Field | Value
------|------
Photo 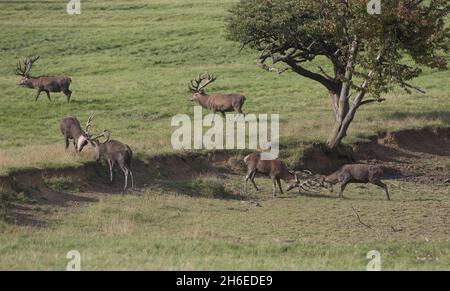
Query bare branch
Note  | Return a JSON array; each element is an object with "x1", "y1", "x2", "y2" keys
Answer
[
  {"x1": 400, "y1": 82, "x2": 426, "y2": 94},
  {"x1": 358, "y1": 98, "x2": 386, "y2": 107},
  {"x1": 351, "y1": 205, "x2": 373, "y2": 230},
  {"x1": 317, "y1": 66, "x2": 334, "y2": 81},
  {"x1": 257, "y1": 62, "x2": 290, "y2": 74}
]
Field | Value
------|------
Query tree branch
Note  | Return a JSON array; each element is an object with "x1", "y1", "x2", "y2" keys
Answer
[
  {"x1": 351, "y1": 205, "x2": 373, "y2": 230},
  {"x1": 257, "y1": 61, "x2": 290, "y2": 74},
  {"x1": 317, "y1": 66, "x2": 335, "y2": 81},
  {"x1": 358, "y1": 98, "x2": 386, "y2": 107},
  {"x1": 400, "y1": 82, "x2": 426, "y2": 94},
  {"x1": 285, "y1": 58, "x2": 338, "y2": 92}
]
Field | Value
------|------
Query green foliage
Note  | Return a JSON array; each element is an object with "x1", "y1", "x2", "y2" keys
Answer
[{"x1": 226, "y1": 0, "x2": 450, "y2": 97}]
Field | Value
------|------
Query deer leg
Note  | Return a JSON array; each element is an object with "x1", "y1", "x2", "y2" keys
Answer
[
  {"x1": 236, "y1": 106, "x2": 244, "y2": 115},
  {"x1": 277, "y1": 178, "x2": 284, "y2": 194},
  {"x1": 44, "y1": 90, "x2": 52, "y2": 102},
  {"x1": 108, "y1": 160, "x2": 114, "y2": 183},
  {"x1": 64, "y1": 89, "x2": 72, "y2": 103},
  {"x1": 35, "y1": 89, "x2": 42, "y2": 102},
  {"x1": 250, "y1": 171, "x2": 259, "y2": 191},
  {"x1": 372, "y1": 180, "x2": 390, "y2": 201},
  {"x1": 339, "y1": 182, "x2": 349, "y2": 199},
  {"x1": 64, "y1": 137, "x2": 70, "y2": 151},
  {"x1": 271, "y1": 177, "x2": 277, "y2": 198},
  {"x1": 245, "y1": 169, "x2": 255, "y2": 193},
  {"x1": 129, "y1": 170, "x2": 134, "y2": 189},
  {"x1": 123, "y1": 167, "x2": 129, "y2": 192},
  {"x1": 221, "y1": 111, "x2": 226, "y2": 118}
]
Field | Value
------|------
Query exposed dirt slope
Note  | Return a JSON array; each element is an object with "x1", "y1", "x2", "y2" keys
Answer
[{"x1": 0, "y1": 127, "x2": 448, "y2": 226}]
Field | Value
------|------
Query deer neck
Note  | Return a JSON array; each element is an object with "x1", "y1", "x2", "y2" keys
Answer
[
  {"x1": 281, "y1": 168, "x2": 295, "y2": 183},
  {"x1": 196, "y1": 94, "x2": 211, "y2": 108},
  {"x1": 24, "y1": 77, "x2": 39, "y2": 88},
  {"x1": 325, "y1": 172, "x2": 340, "y2": 184}
]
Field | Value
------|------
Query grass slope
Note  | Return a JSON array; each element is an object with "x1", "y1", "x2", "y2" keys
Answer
[
  {"x1": 0, "y1": 0, "x2": 449, "y2": 172},
  {"x1": 0, "y1": 0, "x2": 449, "y2": 270}
]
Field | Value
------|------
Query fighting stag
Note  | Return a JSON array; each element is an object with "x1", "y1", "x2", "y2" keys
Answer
[
  {"x1": 188, "y1": 73, "x2": 246, "y2": 117},
  {"x1": 89, "y1": 130, "x2": 134, "y2": 192},
  {"x1": 243, "y1": 152, "x2": 300, "y2": 197},
  {"x1": 304, "y1": 164, "x2": 391, "y2": 201},
  {"x1": 15, "y1": 56, "x2": 73, "y2": 102},
  {"x1": 60, "y1": 114, "x2": 94, "y2": 152}
]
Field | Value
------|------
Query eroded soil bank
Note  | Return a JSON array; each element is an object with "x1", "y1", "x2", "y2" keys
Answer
[{"x1": 0, "y1": 127, "x2": 449, "y2": 226}]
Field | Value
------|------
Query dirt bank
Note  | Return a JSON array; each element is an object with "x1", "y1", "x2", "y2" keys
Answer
[{"x1": 0, "y1": 127, "x2": 448, "y2": 226}]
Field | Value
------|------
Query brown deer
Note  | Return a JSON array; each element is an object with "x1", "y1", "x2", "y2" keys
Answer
[
  {"x1": 315, "y1": 164, "x2": 390, "y2": 200},
  {"x1": 89, "y1": 130, "x2": 134, "y2": 192},
  {"x1": 15, "y1": 56, "x2": 73, "y2": 102},
  {"x1": 243, "y1": 152, "x2": 300, "y2": 197},
  {"x1": 60, "y1": 114, "x2": 94, "y2": 152},
  {"x1": 188, "y1": 74, "x2": 245, "y2": 117}
]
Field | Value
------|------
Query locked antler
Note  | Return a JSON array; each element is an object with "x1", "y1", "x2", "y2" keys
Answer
[
  {"x1": 90, "y1": 130, "x2": 111, "y2": 143},
  {"x1": 85, "y1": 113, "x2": 95, "y2": 136}
]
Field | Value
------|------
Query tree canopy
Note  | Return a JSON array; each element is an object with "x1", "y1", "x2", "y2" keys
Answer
[{"x1": 226, "y1": 0, "x2": 450, "y2": 148}]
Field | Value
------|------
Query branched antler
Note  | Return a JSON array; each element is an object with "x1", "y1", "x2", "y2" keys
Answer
[
  {"x1": 188, "y1": 73, "x2": 217, "y2": 93},
  {"x1": 15, "y1": 56, "x2": 40, "y2": 77},
  {"x1": 85, "y1": 113, "x2": 95, "y2": 136}
]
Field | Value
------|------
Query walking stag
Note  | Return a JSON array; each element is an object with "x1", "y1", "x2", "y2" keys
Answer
[{"x1": 15, "y1": 56, "x2": 73, "y2": 102}]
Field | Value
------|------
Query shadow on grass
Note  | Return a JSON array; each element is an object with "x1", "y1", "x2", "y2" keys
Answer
[
  {"x1": 386, "y1": 110, "x2": 450, "y2": 125},
  {"x1": 153, "y1": 177, "x2": 246, "y2": 201}
]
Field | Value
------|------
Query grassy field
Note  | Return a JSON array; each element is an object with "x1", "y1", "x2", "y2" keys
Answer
[
  {"x1": 0, "y1": 0, "x2": 449, "y2": 270},
  {"x1": 0, "y1": 0, "x2": 449, "y2": 173},
  {"x1": 1, "y1": 175, "x2": 449, "y2": 271}
]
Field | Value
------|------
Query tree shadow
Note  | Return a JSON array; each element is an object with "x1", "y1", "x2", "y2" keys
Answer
[{"x1": 386, "y1": 110, "x2": 450, "y2": 125}]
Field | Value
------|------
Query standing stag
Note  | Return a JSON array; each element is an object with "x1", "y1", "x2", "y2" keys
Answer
[
  {"x1": 188, "y1": 74, "x2": 245, "y2": 117},
  {"x1": 89, "y1": 130, "x2": 134, "y2": 192},
  {"x1": 60, "y1": 114, "x2": 94, "y2": 152},
  {"x1": 243, "y1": 152, "x2": 301, "y2": 197},
  {"x1": 15, "y1": 56, "x2": 73, "y2": 102}
]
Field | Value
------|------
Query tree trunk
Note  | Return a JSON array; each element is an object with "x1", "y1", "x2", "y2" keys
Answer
[
  {"x1": 326, "y1": 40, "x2": 359, "y2": 150},
  {"x1": 327, "y1": 89, "x2": 352, "y2": 149}
]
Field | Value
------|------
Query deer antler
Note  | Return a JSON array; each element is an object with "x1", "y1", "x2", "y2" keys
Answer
[
  {"x1": 188, "y1": 73, "x2": 217, "y2": 93},
  {"x1": 90, "y1": 130, "x2": 111, "y2": 143},
  {"x1": 85, "y1": 112, "x2": 95, "y2": 136},
  {"x1": 15, "y1": 56, "x2": 40, "y2": 77}
]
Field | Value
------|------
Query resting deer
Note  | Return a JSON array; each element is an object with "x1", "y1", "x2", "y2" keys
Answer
[
  {"x1": 60, "y1": 113, "x2": 94, "y2": 152},
  {"x1": 89, "y1": 130, "x2": 134, "y2": 192},
  {"x1": 15, "y1": 56, "x2": 73, "y2": 102},
  {"x1": 188, "y1": 74, "x2": 245, "y2": 118},
  {"x1": 314, "y1": 164, "x2": 390, "y2": 201},
  {"x1": 243, "y1": 152, "x2": 300, "y2": 197}
]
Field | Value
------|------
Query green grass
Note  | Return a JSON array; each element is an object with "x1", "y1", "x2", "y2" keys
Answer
[
  {"x1": 0, "y1": 0, "x2": 449, "y2": 172},
  {"x1": 0, "y1": 176, "x2": 449, "y2": 270},
  {"x1": 0, "y1": 0, "x2": 449, "y2": 270}
]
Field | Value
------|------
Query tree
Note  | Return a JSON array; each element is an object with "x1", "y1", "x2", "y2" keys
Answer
[{"x1": 226, "y1": 0, "x2": 449, "y2": 149}]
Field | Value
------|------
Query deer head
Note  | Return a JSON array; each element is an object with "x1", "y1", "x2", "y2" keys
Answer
[
  {"x1": 76, "y1": 113, "x2": 95, "y2": 153},
  {"x1": 188, "y1": 73, "x2": 217, "y2": 101},
  {"x1": 286, "y1": 172, "x2": 300, "y2": 192},
  {"x1": 15, "y1": 56, "x2": 40, "y2": 86},
  {"x1": 88, "y1": 130, "x2": 111, "y2": 161}
]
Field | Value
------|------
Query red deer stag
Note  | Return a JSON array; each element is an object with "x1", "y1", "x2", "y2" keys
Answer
[
  {"x1": 314, "y1": 164, "x2": 390, "y2": 201},
  {"x1": 243, "y1": 152, "x2": 300, "y2": 197},
  {"x1": 15, "y1": 56, "x2": 73, "y2": 102},
  {"x1": 188, "y1": 74, "x2": 245, "y2": 117},
  {"x1": 60, "y1": 114, "x2": 94, "y2": 152},
  {"x1": 89, "y1": 130, "x2": 134, "y2": 192}
]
